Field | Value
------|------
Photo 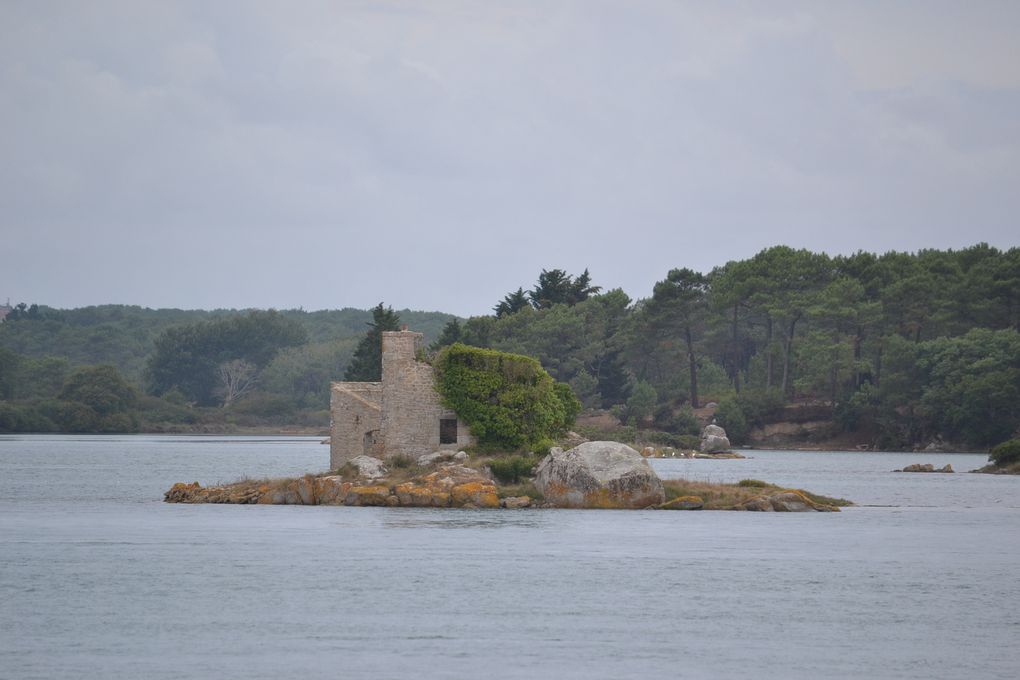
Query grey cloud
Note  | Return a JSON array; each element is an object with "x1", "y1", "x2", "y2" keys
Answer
[{"x1": 1, "y1": 1, "x2": 1017, "y2": 314}]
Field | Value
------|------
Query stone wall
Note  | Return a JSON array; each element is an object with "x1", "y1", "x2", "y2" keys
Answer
[
  {"x1": 330, "y1": 330, "x2": 473, "y2": 466},
  {"x1": 380, "y1": 331, "x2": 464, "y2": 459},
  {"x1": 329, "y1": 382, "x2": 382, "y2": 469}
]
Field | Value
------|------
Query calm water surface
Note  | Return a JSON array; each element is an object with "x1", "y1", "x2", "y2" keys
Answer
[{"x1": 1, "y1": 435, "x2": 1018, "y2": 679}]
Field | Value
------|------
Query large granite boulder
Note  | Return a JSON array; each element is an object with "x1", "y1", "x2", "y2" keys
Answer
[
  {"x1": 700, "y1": 424, "x2": 731, "y2": 453},
  {"x1": 534, "y1": 441, "x2": 664, "y2": 509}
]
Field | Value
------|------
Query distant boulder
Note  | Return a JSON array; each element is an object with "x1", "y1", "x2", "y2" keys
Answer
[
  {"x1": 700, "y1": 424, "x2": 731, "y2": 453},
  {"x1": 534, "y1": 441, "x2": 664, "y2": 509},
  {"x1": 741, "y1": 491, "x2": 838, "y2": 512},
  {"x1": 896, "y1": 463, "x2": 954, "y2": 473}
]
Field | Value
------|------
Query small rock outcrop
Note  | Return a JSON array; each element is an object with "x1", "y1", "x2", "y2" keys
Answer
[
  {"x1": 534, "y1": 441, "x2": 664, "y2": 509},
  {"x1": 700, "y1": 423, "x2": 732, "y2": 453},
  {"x1": 741, "y1": 490, "x2": 838, "y2": 512},
  {"x1": 165, "y1": 464, "x2": 499, "y2": 508},
  {"x1": 896, "y1": 463, "x2": 954, "y2": 473},
  {"x1": 396, "y1": 464, "x2": 500, "y2": 508}
]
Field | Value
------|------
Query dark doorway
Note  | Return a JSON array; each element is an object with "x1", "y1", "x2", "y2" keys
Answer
[{"x1": 439, "y1": 418, "x2": 458, "y2": 444}]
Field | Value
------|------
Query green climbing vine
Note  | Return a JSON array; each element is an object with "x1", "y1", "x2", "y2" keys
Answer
[{"x1": 434, "y1": 343, "x2": 580, "y2": 451}]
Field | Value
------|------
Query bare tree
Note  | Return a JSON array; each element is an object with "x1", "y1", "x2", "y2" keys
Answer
[{"x1": 217, "y1": 359, "x2": 257, "y2": 407}]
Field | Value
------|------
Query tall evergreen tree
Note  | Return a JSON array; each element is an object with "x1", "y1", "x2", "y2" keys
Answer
[
  {"x1": 529, "y1": 269, "x2": 574, "y2": 309},
  {"x1": 494, "y1": 288, "x2": 529, "y2": 317},
  {"x1": 646, "y1": 268, "x2": 709, "y2": 407},
  {"x1": 428, "y1": 319, "x2": 463, "y2": 352},
  {"x1": 568, "y1": 268, "x2": 602, "y2": 304},
  {"x1": 344, "y1": 303, "x2": 401, "y2": 381}
]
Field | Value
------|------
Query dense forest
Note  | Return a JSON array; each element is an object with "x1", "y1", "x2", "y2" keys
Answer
[
  {"x1": 0, "y1": 305, "x2": 454, "y2": 433},
  {"x1": 1, "y1": 244, "x2": 1018, "y2": 450}
]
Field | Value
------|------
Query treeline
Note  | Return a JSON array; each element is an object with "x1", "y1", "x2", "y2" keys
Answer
[
  {"x1": 0, "y1": 306, "x2": 454, "y2": 433},
  {"x1": 1, "y1": 244, "x2": 1017, "y2": 448},
  {"x1": 430, "y1": 244, "x2": 1020, "y2": 449}
]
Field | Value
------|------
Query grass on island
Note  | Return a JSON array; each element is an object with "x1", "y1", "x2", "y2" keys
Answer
[{"x1": 662, "y1": 478, "x2": 852, "y2": 510}]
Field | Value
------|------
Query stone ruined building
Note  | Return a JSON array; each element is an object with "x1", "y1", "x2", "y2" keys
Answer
[{"x1": 330, "y1": 329, "x2": 474, "y2": 469}]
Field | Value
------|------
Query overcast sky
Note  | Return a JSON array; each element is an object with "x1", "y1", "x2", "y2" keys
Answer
[{"x1": 2, "y1": 1, "x2": 1018, "y2": 316}]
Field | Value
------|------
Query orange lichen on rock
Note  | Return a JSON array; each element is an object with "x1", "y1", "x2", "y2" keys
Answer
[
  {"x1": 741, "y1": 489, "x2": 839, "y2": 512},
  {"x1": 450, "y1": 481, "x2": 500, "y2": 508},
  {"x1": 164, "y1": 482, "x2": 203, "y2": 503},
  {"x1": 659, "y1": 495, "x2": 705, "y2": 510},
  {"x1": 344, "y1": 485, "x2": 392, "y2": 507}
]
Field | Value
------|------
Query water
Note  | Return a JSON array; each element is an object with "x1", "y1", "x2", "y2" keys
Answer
[{"x1": 1, "y1": 436, "x2": 1018, "y2": 679}]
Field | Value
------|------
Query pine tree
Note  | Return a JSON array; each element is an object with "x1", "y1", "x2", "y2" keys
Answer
[
  {"x1": 428, "y1": 319, "x2": 463, "y2": 352},
  {"x1": 494, "y1": 288, "x2": 529, "y2": 317},
  {"x1": 344, "y1": 303, "x2": 401, "y2": 381}
]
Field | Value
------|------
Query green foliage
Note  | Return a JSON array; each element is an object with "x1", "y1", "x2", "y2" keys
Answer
[
  {"x1": 135, "y1": 394, "x2": 198, "y2": 426},
  {"x1": 227, "y1": 393, "x2": 297, "y2": 418},
  {"x1": 3, "y1": 245, "x2": 1018, "y2": 446},
  {"x1": 434, "y1": 343, "x2": 578, "y2": 450},
  {"x1": 715, "y1": 398, "x2": 749, "y2": 443},
  {"x1": 60, "y1": 365, "x2": 137, "y2": 416},
  {"x1": 653, "y1": 405, "x2": 700, "y2": 435},
  {"x1": 147, "y1": 310, "x2": 307, "y2": 405},
  {"x1": 915, "y1": 329, "x2": 1020, "y2": 446},
  {"x1": 573, "y1": 424, "x2": 699, "y2": 450},
  {"x1": 0, "y1": 346, "x2": 17, "y2": 399},
  {"x1": 624, "y1": 381, "x2": 658, "y2": 425},
  {"x1": 715, "y1": 390, "x2": 787, "y2": 444},
  {"x1": 428, "y1": 319, "x2": 463, "y2": 352},
  {"x1": 643, "y1": 267, "x2": 709, "y2": 406},
  {"x1": 737, "y1": 479, "x2": 769, "y2": 488},
  {"x1": 494, "y1": 288, "x2": 529, "y2": 318},
  {"x1": 496, "y1": 268, "x2": 602, "y2": 312},
  {"x1": 569, "y1": 370, "x2": 600, "y2": 408},
  {"x1": 0, "y1": 304, "x2": 452, "y2": 386},
  {"x1": 487, "y1": 455, "x2": 538, "y2": 484},
  {"x1": 260, "y1": 339, "x2": 357, "y2": 408},
  {"x1": 989, "y1": 440, "x2": 1020, "y2": 467},
  {"x1": 530, "y1": 268, "x2": 574, "y2": 309},
  {"x1": 344, "y1": 303, "x2": 401, "y2": 381},
  {"x1": 553, "y1": 382, "x2": 582, "y2": 426},
  {"x1": 0, "y1": 401, "x2": 57, "y2": 432}
]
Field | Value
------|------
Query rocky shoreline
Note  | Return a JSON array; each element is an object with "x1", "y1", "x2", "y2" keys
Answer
[{"x1": 165, "y1": 440, "x2": 847, "y2": 512}]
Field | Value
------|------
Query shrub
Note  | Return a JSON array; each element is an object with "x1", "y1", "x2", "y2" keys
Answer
[
  {"x1": 671, "y1": 434, "x2": 701, "y2": 450},
  {"x1": 391, "y1": 454, "x2": 414, "y2": 469},
  {"x1": 227, "y1": 393, "x2": 296, "y2": 418},
  {"x1": 488, "y1": 455, "x2": 538, "y2": 484},
  {"x1": 715, "y1": 398, "x2": 748, "y2": 443},
  {"x1": 715, "y1": 389, "x2": 785, "y2": 444},
  {"x1": 989, "y1": 439, "x2": 1020, "y2": 467},
  {"x1": 624, "y1": 381, "x2": 658, "y2": 425},
  {"x1": 737, "y1": 479, "x2": 769, "y2": 488},
  {"x1": 653, "y1": 405, "x2": 701, "y2": 436},
  {"x1": 434, "y1": 343, "x2": 579, "y2": 450},
  {"x1": 0, "y1": 402, "x2": 57, "y2": 432}
]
